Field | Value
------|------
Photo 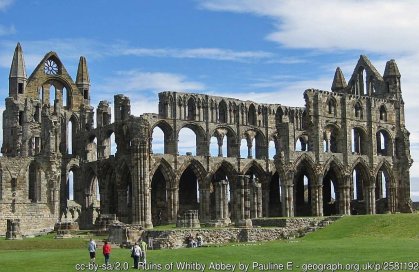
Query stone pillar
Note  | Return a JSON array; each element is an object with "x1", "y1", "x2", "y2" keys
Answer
[
  {"x1": 247, "y1": 140, "x2": 253, "y2": 159},
  {"x1": 215, "y1": 182, "x2": 223, "y2": 219},
  {"x1": 250, "y1": 180, "x2": 262, "y2": 218},
  {"x1": 365, "y1": 182, "x2": 376, "y2": 214},
  {"x1": 199, "y1": 188, "x2": 210, "y2": 222},
  {"x1": 262, "y1": 186, "x2": 270, "y2": 217},
  {"x1": 311, "y1": 184, "x2": 323, "y2": 217},
  {"x1": 222, "y1": 181, "x2": 229, "y2": 221},
  {"x1": 339, "y1": 185, "x2": 351, "y2": 215},
  {"x1": 217, "y1": 135, "x2": 223, "y2": 157},
  {"x1": 388, "y1": 185, "x2": 397, "y2": 213},
  {"x1": 6, "y1": 219, "x2": 22, "y2": 240},
  {"x1": 281, "y1": 183, "x2": 294, "y2": 217},
  {"x1": 325, "y1": 130, "x2": 331, "y2": 152},
  {"x1": 235, "y1": 175, "x2": 252, "y2": 227},
  {"x1": 167, "y1": 187, "x2": 178, "y2": 223}
]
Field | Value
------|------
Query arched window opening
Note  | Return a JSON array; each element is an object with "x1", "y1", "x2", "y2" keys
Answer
[
  {"x1": 269, "y1": 140, "x2": 276, "y2": 159},
  {"x1": 296, "y1": 136, "x2": 308, "y2": 151},
  {"x1": 379, "y1": 105, "x2": 387, "y2": 121},
  {"x1": 38, "y1": 87, "x2": 43, "y2": 103},
  {"x1": 240, "y1": 139, "x2": 248, "y2": 158},
  {"x1": 219, "y1": 100, "x2": 228, "y2": 123},
  {"x1": 375, "y1": 170, "x2": 388, "y2": 200},
  {"x1": 187, "y1": 98, "x2": 196, "y2": 121},
  {"x1": 179, "y1": 167, "x2": 199, "y2": 215},
  {"x1": 362, "y1": 69, "x2": 367, "y2": 95},
  {"x1": 29, "y1": 162, "x2": 41, "y2": 202},
  {"x1": 110, "y1": 132, "x2": 116, "y2": 156},
  {"x1": 152, "y1": 127, "x2": 165, "y2": 155},
  {"x1": 248, "y1": 104, "x2": 257, "y2": 126},
  {"x1": 353, "y1": 168, "x2": 364, "y2": 200},
  {"x1": 324, "y1": 127, "x2": 339, "y2": 153},
  {"x1": 67, "y1": 170, "x2": 74, "y2": 201},
  {"x1": 376, "y1": 130, "x2": 391, "y2": 156},
  {"x1": 294, "y1": 162, "x2": 313, "y2": 216},
  {"x1": 352, "y1": 128, "x2": 367, "y2": 155},
  {"x1": 62, "y1": 87, "x2": 68, "y2": 108},
  {"x1": 151, "y1": 167, "x2": 168, "y2": 225},
  {"x1": 95, "y1": 178, "x2": 100, "y2": 201},
  {"x1": 355, "y1": 102, "x2": 363, "y2": 119},
  {"x1": 67, "y1": 120, "x2": 73, "y2": 155},
  {"x1": 50, "y1": 85, "x2": 56, "y2": 107},
  {"x1": 240, "y1": 138, "x2": 255, "y2": 159},
  {"x1": 303, "y1": 175, "x2": 309, "y2": 203},
  {"x1": 210, "y1": 136, "x2": 218, "y2": 157},
  {"x1": 178, "y1": 127, "x2": 197, "y2": 156}
]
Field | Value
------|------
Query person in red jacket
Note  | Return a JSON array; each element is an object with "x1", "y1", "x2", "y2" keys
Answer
[{"x1": 103, "y1": 241, "x2": 111, "y2": 265}]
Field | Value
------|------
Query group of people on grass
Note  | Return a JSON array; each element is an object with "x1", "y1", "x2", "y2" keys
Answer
[
  {"x1": 187, "y1": 233, "x2": 203, "y2": 248},
  {"x1": 88, "y1": 238, "x2": 147, "y2": 269}
]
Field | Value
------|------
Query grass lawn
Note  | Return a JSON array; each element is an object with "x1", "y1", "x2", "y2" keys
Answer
[{"x1": 1, "y1": 214, "x2": 419, "y2": 271}]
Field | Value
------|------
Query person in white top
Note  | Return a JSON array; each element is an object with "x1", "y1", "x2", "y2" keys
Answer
[
  {"x1": 88, "y1": 238, "x2": 97, "y2": 263},
  {"x1": 131, "y1": 242, "x2": 142, "y2": 269}
]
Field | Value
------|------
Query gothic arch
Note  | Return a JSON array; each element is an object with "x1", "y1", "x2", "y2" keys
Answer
[
  {"x1": 241, "y1": 161, "x2": 266, "y2": 178},
  {"x1": 176, "y1": 159, "x2": 207, "y2": 187},
  {"x1": 293, "y1": 156, "x2": 316, "y2": 216},
  {"x1": 150, "y1": 158, "x2": 176, "y2": 186},
  {"x1": 151, "y1": 120, "x2": 174, "y2": 154},
  {"x1": 218, "y1": 100, "x2": 228, "y2": 123},
  {"x1": 248, "y1": 103, "x2": 257, "y2": 126}
]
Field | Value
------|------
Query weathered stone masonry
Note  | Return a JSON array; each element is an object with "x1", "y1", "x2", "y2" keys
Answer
[{"x1": 0, "y1": 44, "x2": 413, "y2": 235}]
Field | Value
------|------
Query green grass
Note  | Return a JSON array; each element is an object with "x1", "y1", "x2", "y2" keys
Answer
[{"x1": 2, "y1": 214, "x2": 419, "y2": 271}]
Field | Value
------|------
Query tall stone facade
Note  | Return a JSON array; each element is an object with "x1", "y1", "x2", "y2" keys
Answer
[{"x1": 0, "y1": 44, "x2": 413, "y2": 235}]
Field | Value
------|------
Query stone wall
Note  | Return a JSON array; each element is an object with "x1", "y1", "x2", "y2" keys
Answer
[{"x1": 137, "y1": 217, "x2": 340, "y2": 249}]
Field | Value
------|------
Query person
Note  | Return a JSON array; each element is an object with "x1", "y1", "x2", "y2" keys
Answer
[
  {"x1": 88, "y1": 238, "x2": 97, "y2": 263},
  {"x1": 131, "y1": 242, "x2": 142, "y2": 269},
  {"x1": 103, "y1": 241, "x2": 111, "y2": 265},
  {"x1": 187, "y1": 234, "x2": 197, "y2": 248},
  {"x1": 139, "y1": 238, "x2": 148, "y2": 264},
  {"x1": 196, "y1": 234, "x2": 203, "y2": 247}
]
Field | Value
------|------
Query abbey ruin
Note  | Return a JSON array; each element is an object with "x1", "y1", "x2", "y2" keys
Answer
[{"x1": 0, "y1": 44, "x2": 413, "y2": 235}]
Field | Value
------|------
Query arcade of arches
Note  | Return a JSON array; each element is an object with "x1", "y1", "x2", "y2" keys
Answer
[{"x1": 0, "y1": 45, "x2": 412, "y2": 235}]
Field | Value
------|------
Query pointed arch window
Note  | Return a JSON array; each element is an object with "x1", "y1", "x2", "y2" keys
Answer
[
  {"x1": 379, "y1": 105, "x2": 387, "y2": 121},
  {"x1": 248, "y1": 104, "x2": 257, "y2": 126},
  {"x1": 354, "y1": 102, "x2": 363, "y2": 119},
  {"x1": 327, "y1": 98, "x2": 337, "y2": 116},
  {"x1": 187, "y1": 97, "x2": 196, "y2": 120},
  {"x1": 219, "y1": 100, "x2": 227, "y2": 123}
]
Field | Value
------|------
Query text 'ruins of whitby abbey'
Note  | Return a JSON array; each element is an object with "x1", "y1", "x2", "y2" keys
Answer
[{"x1": 0, "y1": 43, "x2": 413, "y2": 236}]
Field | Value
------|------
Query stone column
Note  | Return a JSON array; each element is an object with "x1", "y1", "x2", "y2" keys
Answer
[
  {"x1": 311, "y1": 184, "x2": 323, "y2": 217},
  {"x1": 247, "y1": 138, "x2": 253, "y2": 159},
  {"x1": 339, "y1": 185, "x2": 351, "y2": 215},
  {"x1": 387, "y1": 185, "x2": 397, "y2": 213},
  {"x1": 281, "y1": 182, "x2": 294, "y2": 217},
  {"x1": 199, "y1": 188, "x2": 210, "y2": 222},
  {"x1": 215, "y1": 182, "x2": 223, "y2": 220},
  {"x1": 325, "y1": 130, "x2": 331, "y2": 152},
  {"x1": 217, "y1": 135, "x2": 224, "y2": 157},
  {"x1": 222, "y1": 181, "x2": 230, "y2": 221},
  {"x1": 235, "y1": 175, "x2": 252, "y2": 227},
  {"x1": 365, "y1": 182, "x2": 376, "y2": 214},
  {"x1": 167, "y1": 187, "x2": 178, "y2": 223},
  {"x1": 262, "y1": 185, "x2": 270, "y2": 217}
]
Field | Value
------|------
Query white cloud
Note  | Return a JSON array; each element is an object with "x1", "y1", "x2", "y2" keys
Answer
[
  {"x1": 98, "y1": 70, "x2": 205, "y2": 94},
  {"x1": 119, "y1": 47, "x2": 273, "y2": 62},
  {"x1": 0, "y1": 0, "x2": 13, "y2": 10},
  {"x1": 200, "y1": 0, "x2": 419, "y2": 54}
]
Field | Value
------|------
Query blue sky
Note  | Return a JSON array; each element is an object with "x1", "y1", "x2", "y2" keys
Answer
[{"x1": 1, "y1": 0, "x2": 419, "y2": 199}]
